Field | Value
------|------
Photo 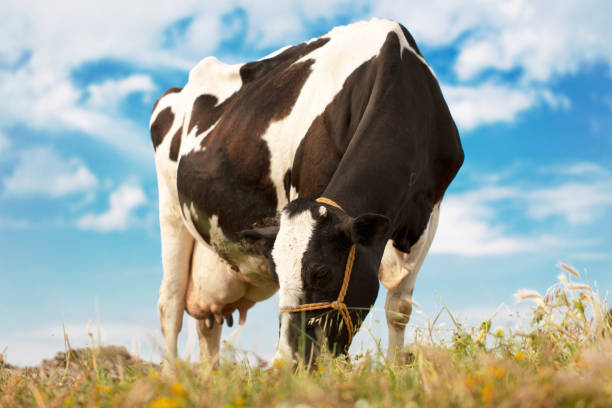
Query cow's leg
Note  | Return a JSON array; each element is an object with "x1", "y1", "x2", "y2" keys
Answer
[
  {"x1": 195, "y1": 318, "x2": 222, "y2": 365},
  {"x1": 383, "y1": 203, "x2": 440, "y2": 363},
  {"x1": 384, "y1": 263, "x2": 419, "y2": 364},
  {"x1": 157, "y1": 172, "x2": 194, "y2": 369}
]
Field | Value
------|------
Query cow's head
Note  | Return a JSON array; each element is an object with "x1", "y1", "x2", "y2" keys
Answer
[{"x1": 242, "y1": 198, "x2": 389, "y2": 362}]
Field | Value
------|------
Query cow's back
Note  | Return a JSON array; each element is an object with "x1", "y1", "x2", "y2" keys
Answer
[{"x1": 150, "y1": 18, "x2": 440, "y2": 272}]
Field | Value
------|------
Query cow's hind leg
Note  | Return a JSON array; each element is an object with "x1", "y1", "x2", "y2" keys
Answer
[
  {"x1": 157, "y1": 174, "x2": 195, "y2": 370},
  {"x1": 196, "y1": 318, "x2": 222, "y2": 365},
  {"x1": 383, "y1": 203, "x2": 440, "y2": 364}
]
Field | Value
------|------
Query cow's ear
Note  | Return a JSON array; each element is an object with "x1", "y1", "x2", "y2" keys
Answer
[
  {"x1": 349, "y1": 214, "x2": 389, "y2": 246},
  {"x1": 239, "y1": 226, "x2": 279, "y2": 247}
]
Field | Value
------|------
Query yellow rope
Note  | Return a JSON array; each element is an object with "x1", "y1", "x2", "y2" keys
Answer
[
  {"x1": 280, "y1": 197, "x2": 356, "y2": 348},
  {"x1": 315, "y1": 197, "x2": 344, "y2": 211}
]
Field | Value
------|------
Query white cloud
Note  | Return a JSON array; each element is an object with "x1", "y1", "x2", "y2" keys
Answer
[
  {"x1": 3, "y1": 146, "x2": 98, "y2": 197},
  {"x1": 527, "y1": 181, "x2": 612, "y2": 225},
  {"x1": 441, "y1": 83, "x2": 570, "y2": 131},
  {"x1": 442, "y1": 83, "x2": 533, "y2": 131},
  {"x1": 433, "y1": 162, "x2": 612, "y2": 256},
  {"x1": 86, "y1": 74, "x2": 156, "y2": 109},
  {"x1": 77, "y1": 182, "x2": 146, "y2": 232},
  {"x1": 0, "y1": 64, "x2": 155, "y2": 159},
  {"x1": 452, "y1": 1, "x2": 612, "y2": 82},
  {"x1": 0, "y1": 0, "x2": 611, "y2": 154},
  {"x1": 432, "y1": 187, "x2": 553, "y2": 256},
  {"x1": 371, "y1": 0, "x2": 612, "y2": 82},
  {"x1": 554, "y1": 162, "x2": 611, "y2": 177}
]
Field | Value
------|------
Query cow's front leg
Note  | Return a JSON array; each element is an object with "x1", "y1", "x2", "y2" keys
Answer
[
  {"x1": 385, "y1": 271, "x2": 418, "y2": 364},
  {"x1": 383, "y1": 204, "x2": 440, "y2": 364},
  {"x1": 158, "y1": 205, "x2": 194, "y2": 370}
]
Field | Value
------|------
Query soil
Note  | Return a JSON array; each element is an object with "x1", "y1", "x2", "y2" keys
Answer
[{"x1": 0, "y1": 346, "x2": 156, "y2": 382}]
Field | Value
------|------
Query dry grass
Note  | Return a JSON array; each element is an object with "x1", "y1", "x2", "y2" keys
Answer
[{"x1": 1, "y1": 263, "x2": 611, "y2": 407}]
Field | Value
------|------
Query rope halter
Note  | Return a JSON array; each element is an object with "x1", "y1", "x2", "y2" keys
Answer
[{"x1": 279, "y1": 197, "x2": 357, "y2": 349}]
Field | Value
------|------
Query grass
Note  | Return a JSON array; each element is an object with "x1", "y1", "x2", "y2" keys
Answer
[{"x1": 1, "y1": 263, "x2": 611, "y2": 408}]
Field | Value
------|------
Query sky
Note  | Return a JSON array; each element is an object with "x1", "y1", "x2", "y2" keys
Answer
[{"x1": 1, "y1": 0, "x2": 611, "y2": 366}]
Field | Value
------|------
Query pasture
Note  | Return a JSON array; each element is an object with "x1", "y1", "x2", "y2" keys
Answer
[{"x1": 2, "y1": 263, "x2": 610, "y2": 407}]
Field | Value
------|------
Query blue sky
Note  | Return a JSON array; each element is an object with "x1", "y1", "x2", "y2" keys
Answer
[{"x1": 1, "y1": 1, "x2": 611, "y2": 365}]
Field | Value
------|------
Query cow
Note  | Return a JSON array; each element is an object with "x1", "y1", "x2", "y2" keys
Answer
[{"x1": 150, "y1": 18, "x2": 463, "y2": 367}]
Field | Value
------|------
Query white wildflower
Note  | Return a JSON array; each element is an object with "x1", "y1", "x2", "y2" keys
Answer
[
  {"x1": 557, "y1": 262, "x2": 580, "y2": 278},
  {"x1": 567, "y1": 283, "x2": 592, "y2": 291},
  {"x1": 514, "y1": 289, "x2": 545, "y2": 307}
]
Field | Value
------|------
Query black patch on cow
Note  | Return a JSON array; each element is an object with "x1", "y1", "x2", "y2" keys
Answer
[
  {"x1": 152, "y1": 87, "x2": 182, "y2": 113},
  {"x1": 239, "y1": 38, "x2": 329, "y2": 84},
  {"x1": 169, "y1": 126, "x2": 183, "y2": 161},
  {"x1": 188, "y1": 94, "x2": 230, "y2": 137},
  {"x1": 283, "y1": 169, "x2": 292, "y2": 202},
  {"x1": 150, "y1": 107, "x2": 174, "y2": 151},
  {"x1": 292, "y1": 55, "x2": 378, "y2": 199},
  {"x1": 177, "y1": 37, "x2": 328, "y2": 246},
  {"x1": 284, "y1": 198, "x2": 316, "y2": 218}
]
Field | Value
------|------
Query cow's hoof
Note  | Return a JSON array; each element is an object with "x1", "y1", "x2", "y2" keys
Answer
[
  {"x1": 394, "y1": 349, "x2": 415, "y2": 366},
  {"x1": 160, "y1": 360, "x2": 176, "y2": 378}
]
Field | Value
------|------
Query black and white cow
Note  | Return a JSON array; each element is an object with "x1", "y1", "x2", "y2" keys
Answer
[{"x1": 150, "y1": 18, "x2": 463, "y2": 366}]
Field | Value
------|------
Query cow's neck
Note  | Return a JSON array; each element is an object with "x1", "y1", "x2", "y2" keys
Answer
[{"x1": 322, "y1": 152, "x2": 409, "y2": 236}]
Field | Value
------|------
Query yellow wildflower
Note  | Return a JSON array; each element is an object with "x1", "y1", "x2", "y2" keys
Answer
[
  {"x1": 495, "y1": 328, "x2": 503, "y2": 337},
  {"x1": 514, "y1": 351, "x2": 524, "y2": 361},
  {"x1": 464, "y1": 374, "x2": 476, "y2": 388},
  {"x1": 493, "y1": 366, "x2": 505, "y2": 378},
  {"x1": 149, "y1": 397, "x2": 183, "y2": 408},
  {"x1": 481, "y1": 382, "x2": 494, "y2": 403},
  {"x1": 171, "y1": 382, "x2": 187, "y2": 397},
  {"x1": 486, "y1": 365, "x2": 506, "y2": 379}
]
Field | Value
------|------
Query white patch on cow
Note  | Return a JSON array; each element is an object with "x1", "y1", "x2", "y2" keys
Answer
[
  {"x1": 150, "y1": 91, "x2": 180, "y2": 128},
  {"x1": 261, "y1": 19, "x2": 434, "y2": 212},
  {"x1": 289, "y1": 186, "x2": 299, "y2": 201},
  {"x1": 188, "y1": 57, "x2": 242, "y2": 101},
  {"x1": 180, "y1": 201, "x2": 206, "y2": 247},
  {"x1": 273, "y1": 312, "x2": 294, "y2": 362},
  {"x1": 272, "y1": 208, "x2": 316, "y2": 362},
  {"x1": 272, "y1": 209, "x2": 316, "y2": 308},
  {"x1": 379, "y1": 201, "x2": 441, "y2": 290},
  {"x1": 179, "y1": 119, "x2": 218, "y2": 157},
  {"x1": 318, "y1": 206, "x2": 327, "y2": 217}
]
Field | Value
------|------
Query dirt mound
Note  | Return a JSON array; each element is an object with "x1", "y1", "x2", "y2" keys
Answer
[
  {"x1": 0, "y1": 353, "x2": 17, "y2": 371},
  {"x1": 1, "y1": 346, "x2": 156, "y2": 382}
]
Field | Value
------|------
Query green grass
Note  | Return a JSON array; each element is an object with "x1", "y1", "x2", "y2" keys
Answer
[{"x1": 2, "y1": 264, "x2": 611, "y2": 407}]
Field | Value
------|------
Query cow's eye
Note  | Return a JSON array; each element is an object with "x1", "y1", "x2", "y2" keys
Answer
[{"x1": 311, "y1": 265, "x2": 330, "y2": 282}]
